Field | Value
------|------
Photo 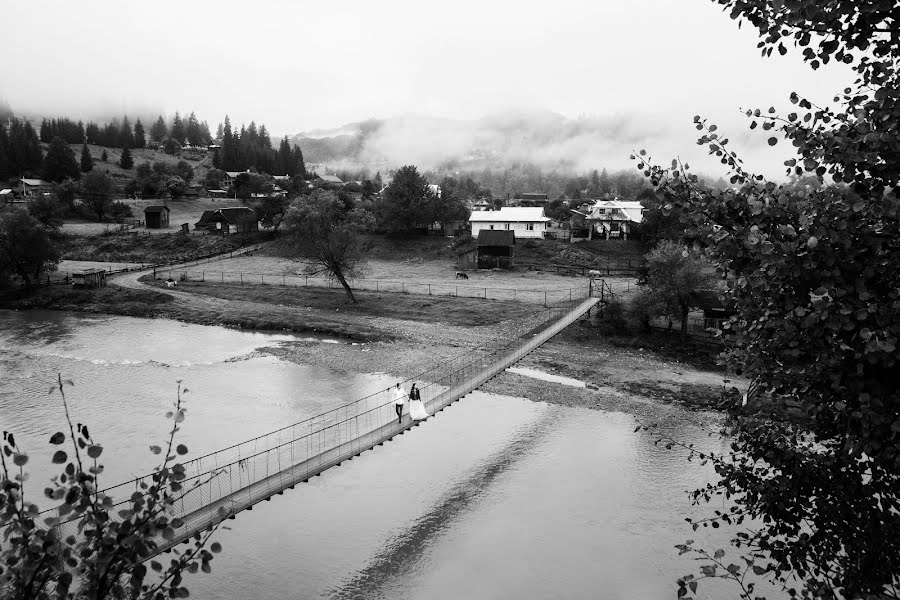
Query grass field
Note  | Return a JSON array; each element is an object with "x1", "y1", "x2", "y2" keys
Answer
[{"x1": 60, "y1": 197, "x2": 246, "y2": 236}]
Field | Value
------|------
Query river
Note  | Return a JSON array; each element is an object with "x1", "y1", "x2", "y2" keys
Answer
[{"x1": 0, "y1": 310, "x2": 749, "y2": 599}]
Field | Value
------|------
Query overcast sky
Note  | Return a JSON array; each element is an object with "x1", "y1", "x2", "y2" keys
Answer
[{"x1": 1, "y1": 0, "x2": 853, "y2": 176}]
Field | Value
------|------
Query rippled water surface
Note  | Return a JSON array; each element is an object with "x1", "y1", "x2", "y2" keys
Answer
[{"x1": 0, "y1": 310, "x2": 750, "y2": 599}]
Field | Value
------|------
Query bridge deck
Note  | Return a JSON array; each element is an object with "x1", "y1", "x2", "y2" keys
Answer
[{"x1": 55, "y1": 297, "x2": 600, "y2": 556}]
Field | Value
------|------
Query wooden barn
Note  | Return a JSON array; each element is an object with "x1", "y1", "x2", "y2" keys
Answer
[
  {"x1": 144, "y1": 205, "x2": 170, "y2": 229},
  {"x1": 72, "y1": 269, "x2": 107, "y2": 289},
  {"x1": 194, "y1": 207, "x2": 258, "y2": 235},
  {"x1": 477, "y1": 230, "x2": 515, "y2": 269}
]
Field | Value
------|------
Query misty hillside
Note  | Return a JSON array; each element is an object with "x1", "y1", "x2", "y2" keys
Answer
[{"x1": 288, "y1": 110, "x2": 669, "y2": 173}]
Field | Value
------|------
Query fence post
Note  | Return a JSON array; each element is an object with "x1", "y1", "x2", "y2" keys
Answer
[
  {"x1": 202, "y1": 271, "x2": 205, "y2": 282},
  {"x1": 240, "y1": 273, "x2": 243, "y2": 285},
  {"x1": 261, "y1": 274, "x2": 264, "y2": 284},
  {"x1": 283, "y1": 275, "x2": 286, "y2": 286},
  {"x1": 484, "y1": 287, "x2": 487, "y2": 299},
  {"x1": 221, "y1": 272, "x2": 224, "y2": 283},
  {"x1": 428, "y1": 284, "x2": 431, "y2": 295},
  {"x1": 544, "y1": 291, "x2": 547, "y2": 307}
]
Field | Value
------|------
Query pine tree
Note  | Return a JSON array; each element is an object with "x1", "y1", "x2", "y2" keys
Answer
[
  {"x1": 133, "y1": 119, "x2": 146, "y2": 149},
  {"x1": 80, "y1": 142, "x2": 93, "y2": 173},
  {"x1": 278, "y1": 136, "x2": 292, "y2": 175},
  {"x1": 215, "y1": 122, "x2": 224, "y2": 140},
  {"x1": 119, "y1": 145, "x2": 133, "y2": 170},
  {"x1": 200, "y1": 121, "x2": 212, "y2": 145},
  {"x1": 43, "y1": 136, "x2": 81, "y2": 182},
  {"x1": 120, "y1": 115, "x2": 134, "y2": 148},
  {"x1": 7, "y1": 118, "x2": 44, "y2": 177},
  {"x1": 0, "y1": 123, "x2": 9, "y2": 181},
  {"x1": 150, "y1": 115, "x2": 167, "y2": 142},
  {"x1": 171, "y1": 111, "x2": 185, "y2": 144},
  {"x1": 186, "y1": 111, "x2": 201, "y2": 146},
  {"x1": 39, "y1": 119, "x2": 51, "y2": 143},
  {"x1": 292, "y1": 145, "x2": 306, "y2": 178},
  {"x1": 212, "y1": 148, "x2": 221, "y2": 169},
  {"x1": 221, "y1": 116, "x2": 234, "y2": 171},
  {"x1": 101, "y1": 149, "x2": 108, "y2": 162}
]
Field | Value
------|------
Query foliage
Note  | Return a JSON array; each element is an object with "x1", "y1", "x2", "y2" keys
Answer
[
  {"x1": 631, "y1": 241, "x2": 712, "y2": 336},
  {"x1": 162, "y1": 139, "x2": 180, "y2": 156},
  {"x1": 150, "y1": 116, "x2": 167, "y2": 143},
  {"x1": 232, "y1": 172, "x2": 272, "y2": 201},
  {"x1": 283, "y1": 189, "x2": 374, "y2": 303},
  {"x1": 119, "y1": 146, "x2": 133, "y2": 170},
  {"x1": 80, "y1": 143, "x2": 93, "y2": 174},
  {"x1": 634, "y1": 1, "x2": 900, "y2": 597},
  {"x1": 251, "y1": 195, "x2": 290, "y2": 231},
  {"x1": 376, "y1": 165, "x2": 432, "y2": 234},
  {"x1": 100, "y1": 150, "x2": 108, "y2": 162},
  {"x1": 39, "y1": 117, "x2": 85, "y2": 144},
  {"x1": 0, "y1": 208, "x2": 60, "y2": 289},
  {"x1": 0, "y1": 376, "x2": 224, "y2": 599},
  {"x1": 165, "y1": 177, "x2": 188, "y2": 200},
  {"x1": 174, "y1": 161, "x2": 193, "y2": 184},
  {"x1": 0, "y1": 122, "x2": 9, "y2": 182},
  {"x1": 52, "y1": 179, "x2": 79, "y2": 213},
  {"x1": 133, "y1": 119, "x2": 146, "y2": 149},
  {"x1": 80, "y1": 171, "x2": 115, "y2": 221},
  {"x1": 110, "y1": 201, "x2": 134, "y2": 221},
  {"x1": 6, "y1": 118, "x2": 43, "y2": 178},
  {"x1": 27, "y1": 195, "x2": 66, "y2": 230},
  {"x1": 204, "y1": 168, "x2": 225, "y2": 190},
  {"x1": 43, "y1": 137, "x2": 81, "y2": 183}
]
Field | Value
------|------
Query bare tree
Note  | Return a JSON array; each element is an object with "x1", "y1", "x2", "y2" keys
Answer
[{"x1": 283, "y1": 190, "x2": 374, "y2": 303}]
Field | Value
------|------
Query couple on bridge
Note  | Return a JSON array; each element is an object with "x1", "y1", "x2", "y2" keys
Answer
[{"x1": 393, "y1": 382, "x2": 429, "y2": 423}]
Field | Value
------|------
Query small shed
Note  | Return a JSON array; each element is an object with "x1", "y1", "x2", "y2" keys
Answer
[
  {"x1": 144, "y1": 205, "x2": 170, "y2": 229},
  {"x1": 477, "y1": 230, "x2": 516, "y2": 269},
  {"x1": 72, "y1": 269, "x2": 107, "y2": 289},
  {"x1": 456, "y1": 239, "x2": 478, "y2": 271}
]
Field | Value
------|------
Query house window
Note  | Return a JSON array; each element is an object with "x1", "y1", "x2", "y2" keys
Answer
[
  {"x1": 526, "y1": 223, "x2": 534, "y2": 230},
  {"x1": 504, "y1": 223, "x2": 510, "y2": 230},
  {"x1": 597, "y1": 209, "x2": 606, "y2": 214},
  {"x1": 489, "y1": 225, "x2": 494, "y2": 230}
]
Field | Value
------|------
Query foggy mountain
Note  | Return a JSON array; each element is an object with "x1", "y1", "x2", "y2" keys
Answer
[{"x1": 289, "y1": 110, "x2": 665, "y2": 173}]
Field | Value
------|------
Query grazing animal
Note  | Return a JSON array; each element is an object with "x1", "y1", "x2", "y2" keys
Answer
[
  {"x1": 455, "y1": 271, "x2": 469, "y2": 280},
  {"x1": 588, "y1": 270, "x2": 602, "y2": 277},
  {"x1": 166, "y1": 277, "x2": 177, "y2": 288}
]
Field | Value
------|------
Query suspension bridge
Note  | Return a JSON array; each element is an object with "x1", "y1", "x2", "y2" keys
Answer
[{"x1": 52, "y1": 294, "x2": 601, "y2": 557}]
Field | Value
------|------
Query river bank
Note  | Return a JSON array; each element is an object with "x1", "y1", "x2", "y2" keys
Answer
[{"x1": 2, "y1": 269, "x2": 742, "y2": 413}]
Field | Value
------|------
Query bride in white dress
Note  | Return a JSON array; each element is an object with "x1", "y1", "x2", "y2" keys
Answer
[{"x1": 408, "y1": 383, "x2": 429, "y2": 421}]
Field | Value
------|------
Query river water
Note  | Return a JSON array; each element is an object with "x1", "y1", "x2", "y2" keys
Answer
[{"x1": 0, "y1": 310, "x2": 747, "y2": 599}]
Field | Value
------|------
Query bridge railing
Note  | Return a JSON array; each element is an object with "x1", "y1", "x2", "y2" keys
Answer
[{"x1": 48, "y1": 293, "x2": 594, "y2": 552}]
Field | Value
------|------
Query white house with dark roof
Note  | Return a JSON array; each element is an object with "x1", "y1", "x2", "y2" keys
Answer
[{"x1": 468, "y1": 207, "x2": 550, "y2": 239}]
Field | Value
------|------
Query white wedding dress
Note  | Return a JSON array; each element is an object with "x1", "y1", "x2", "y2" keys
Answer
[{"x1": 409, "y1": 393, "x2": 429, "y2": 420}]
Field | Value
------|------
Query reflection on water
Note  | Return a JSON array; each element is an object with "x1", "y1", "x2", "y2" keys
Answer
[{"x1": 0, "y1": 310, "x2": 759, "y2": 599}]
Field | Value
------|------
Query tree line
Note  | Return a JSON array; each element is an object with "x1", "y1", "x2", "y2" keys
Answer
[{"x1": 216, "y1": 115, "x2": 306, "y2": 177}]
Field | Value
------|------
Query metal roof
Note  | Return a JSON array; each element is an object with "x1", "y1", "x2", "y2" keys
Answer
[{"x1": 468, "y1": 207, "x2": 550, "y2": 223}]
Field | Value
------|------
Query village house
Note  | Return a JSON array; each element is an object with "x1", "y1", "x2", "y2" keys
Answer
[
  {"x1": 16, "y1": 178, "x2": 53, "y2": 198},
  {"x1": 517, "y1": 192, "x2": 550, "y2": 206},
  {"x1": 222, "y1": 171, "x2": 245, "y2": 188},
  {"x1": 573, "y1": 199, "x2": 645, "y2": 240},
  {"x1": 144, "y1": 205, "x2": 170, "y2": 229},
  {"x1": 468, "y1": 206, "x2": 550, "y2": 239},
  {"x1": 194, "y1": 207, "x2": 259, "y2": 235},
  {"x1": 476, "y1": 229, "x2": 516, "y2": 269},
  {"x1": 316, "y1": 174, "x2": 344, "y2": 189},
  {"x1": 471, "y1": 198, "x2": 491, "y2": 211}
]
